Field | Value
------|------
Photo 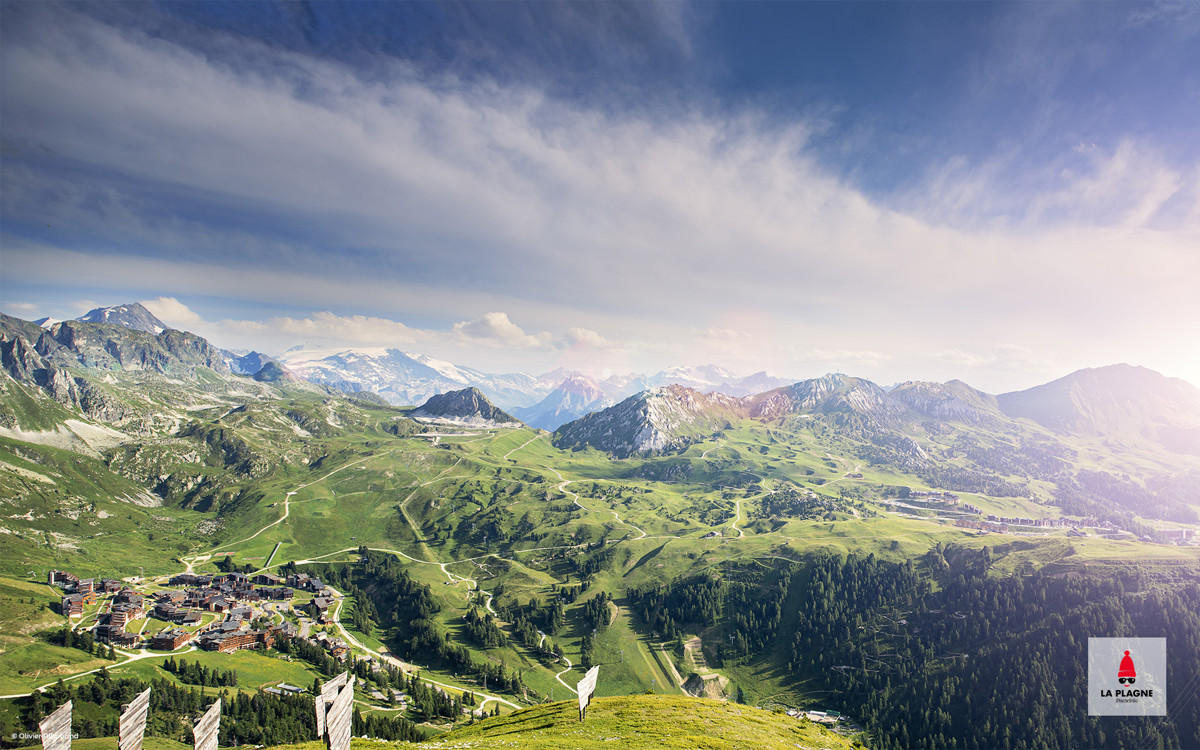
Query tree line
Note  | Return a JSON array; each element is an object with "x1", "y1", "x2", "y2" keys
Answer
[{"x1": 634, "y1": 547, "x2": 1200, "y2": 749}]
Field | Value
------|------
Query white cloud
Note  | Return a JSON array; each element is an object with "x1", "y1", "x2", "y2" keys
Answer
[
  {"x1": 2, "y1": 302, "x2": 40, "y2": 316},
  {"x1": 140, "y1": 296, "x2": 207, "y2": 331},
  {"x1": 564, "y1": 327, "x2": 616, "y2": 349},
  {"x1": 452, "y1": 312, "x2": 552, "y2": 349},
  {"x1": 226, "y1": 312, "x2": 430, "y2": 348},
  {"x1": 2, "y1": 7, "x2": 1199, "y2": 391},
  {"x1": 1032, "y1": 140, "x2": 1186, "y2": 229}
]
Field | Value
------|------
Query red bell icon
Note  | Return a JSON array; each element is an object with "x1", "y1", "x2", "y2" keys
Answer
[{"x1": 1118, "y1": 650, "x2": 1136, "y2": 686}]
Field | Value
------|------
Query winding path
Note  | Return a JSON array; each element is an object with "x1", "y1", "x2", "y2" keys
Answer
[
  {"x1": 547, "y1": 466, "x2": 648, "y2": 540},
  {"x1": 35, "y1": 432, "x2": 721, "y2": 707},
  {"x1": 553, "y1": 652, "x2": 577, "y2": 695},
  {"x1": 203, "y1": 451, "x2": 391, "y2": 560},
  {"x1": 503, "y1": 433, "x2": 542, "y2": 461},
  {"x1": 328, "y1": 596, "x2": 520, "y2": 711}
]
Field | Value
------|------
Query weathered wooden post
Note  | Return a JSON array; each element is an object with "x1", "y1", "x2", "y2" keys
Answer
[
  {"x1": 118, "y1": 688, "x2": 152, "y2": 750},
  {"x1": 193, "y1": 699, "x2": 221, "y2": 750},
  {"x1": 38, "y1": 701, "x2": 72, "y2": 750},
  {"x1": 315, "y1": 672, "x2": 355, "y2": 750},
  {"x1": 577, "y1": 665, "x2": 599, "y2": 721}
]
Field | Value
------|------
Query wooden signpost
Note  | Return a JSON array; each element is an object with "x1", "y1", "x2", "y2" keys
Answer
[
  {"x1": 577, "y1": 665, "x2": 600, "y2": 721},
  {"x1": 118, "y1": 688, "x2": 152, "y2": 750},
  {"x1": 193, "y1": 699, "x2": 221, "y2": 750},
  {"x1": 315, "y1": 672, "x2": 355, "y2": 750},
  {"x1": 38, "y1": 701, "x2": 72, "y2": 750}
]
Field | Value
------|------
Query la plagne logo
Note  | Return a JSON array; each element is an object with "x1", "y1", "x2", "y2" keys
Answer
[{"x1": 1088, "y1": 638, "x2": 1167, "y2": 716}]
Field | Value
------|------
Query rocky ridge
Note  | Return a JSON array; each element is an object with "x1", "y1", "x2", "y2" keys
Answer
[{"x1": 411, "y1": 387, "x2": 521, "y2": 427}]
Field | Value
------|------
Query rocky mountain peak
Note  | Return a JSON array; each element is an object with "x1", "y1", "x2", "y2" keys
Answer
[
  {"x1": 76, "y1": 302, "x2": 168, "y2": 334},
  {"x1": 412, "y1": 387, "x2": 521, "y2": 427},
  {"x1": 559, "y1": 374, "x2": 606, "y2": 401},
  {"x1": 552, "y1": 384, "x2": 742, "y2": 457},
  {"x1": 889, "y1": 380, "x2": 999, "y2": 425}
]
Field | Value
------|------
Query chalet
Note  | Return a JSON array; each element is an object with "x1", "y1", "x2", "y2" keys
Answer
[
  {"x1": 154, "y1": 603, "x2": 182, "y2": 621},
  {"x1": 156, "y1": 590, "x2": 185, "y2": 604},
  {"x1": 49, "y1": 570, "x2": 80, "y2": 588},
  {"x1": 109, "y1": 605, "x2": 141, "y2": 628},
  {"x1": 184, "y1": 590, "x2": 214, "y2": 609},
  {"x1": 326, "y1": 639, "x2": 350, "y2": 661},
  {"x1": 260, "y1": 587, "x2": 293, "y2": 601},
  {"x1": 61, "y1": 594, "x2": 84, "y2": 617},
  {"x1": 95, "y1": 624, "x2": 138, "y2": 648},
  {"x1": 228, "y1": 606, "x2": 254, "y2": 622},
  {"x1": 171, "y1": 573, "x2": 213, "y2": 587},
  {"x1": 255, "y1": 573, "x2": 285, "y2": 586},
  {"x1": 99, "y1": 579, "x2": 123, "y2": 593},
  {"x1": 150, "y1": 629, "x2": 195, "y2": 651},
  {"x1": 180, "y1": 611, "x2": 203, "y2": 626},
  {"x1": 208, "y1": 597, "x2": 232, "y2": 613},
  {"x1": 115, "y1": 589, "x2": 144, "y2": 607},
  {"x1": 956, "y1": 518, "x2": 1007, "y2": 534},
  {"x1": 76, "y1": 579, "x2": 95, "y2": 595},
  {"x1": 200, "y1": 627, "x2": 275, "y2": 653},
  {"x1": 307, "y1": 597, "x2": 331, "y2": 618},
  {"x1": 272, "y1": 621, "x2": 299, "y2": 639}
]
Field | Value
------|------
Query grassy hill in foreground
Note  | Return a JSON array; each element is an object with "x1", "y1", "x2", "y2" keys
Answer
[
  {"x1": 425, "y1": 695, "x2": 858, "y2": 750},
  {"x1": 258, "y1": 696, "x2": 858, "y2": 750}
]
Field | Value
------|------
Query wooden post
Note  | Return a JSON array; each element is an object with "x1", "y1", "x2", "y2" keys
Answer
[
  {"x1": 577, "y1": 666, "x2": 599, "y2": 721},
  {"x1": 38, "y1": 701, "x2": 72, "y2": 750},
  {"x1": 193, "y1": 699, "x2": 221, "y2": 750}
]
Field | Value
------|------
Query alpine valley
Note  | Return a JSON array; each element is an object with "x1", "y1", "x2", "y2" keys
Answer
[{"x1": 2, "y1": 306, "x2": 1199, "y2": 750}]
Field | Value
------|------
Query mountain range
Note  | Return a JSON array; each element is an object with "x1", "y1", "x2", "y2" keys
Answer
[
  {"x1": 554, "y1": 368, "x2": 1200, "y2": 460},
  {"x1": 4, "y1": 305, "x2": 1199, "y2": 750},
  {"x1": 276, "y1": 344, "x2": 792, "y2": 419},
  {"x1": 7, "y1": 305, "x2": 1200, "y2": 455}
]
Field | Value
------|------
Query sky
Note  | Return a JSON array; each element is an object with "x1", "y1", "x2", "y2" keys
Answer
[{"x1": 2, "y1": 0, "x2": 1198, "y2": 393}]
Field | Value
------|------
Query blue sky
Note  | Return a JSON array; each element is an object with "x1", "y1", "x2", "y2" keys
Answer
[{"x1": 2, "y1": 1, "x2": 1198, "y2": 391}]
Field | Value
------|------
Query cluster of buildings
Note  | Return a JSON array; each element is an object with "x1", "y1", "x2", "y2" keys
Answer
[
  {"x1": 954, "y1": 515, "x2": 1196, "y2": 544},
  {"x1": 1160, "y1": 528, "x2": 1195, "y2": 542},
  {"x1": 783, "y1": 708, "x2": 843, "y2": 726},
  {"x1": 894, "y1": 493, "x2": 981, "y2": 515},
  {"x1": 909, "y1": 490, "x2": 960, "y2": 502},
  {"x1": 312, "y1": 630, "x2": 352, "y2": 661},
  {"x1": 51, "y1": 570, "x2": 123, "y2": 617},
  {"x1": 955, "y1": 515, "x2": 1103, "y2": 534},
  {"x1": 197, "y1": 619, "x2": 297, "y2": 653},
  {"x1": 49, "y1": 567, "x2": 331, "y2": 654}
]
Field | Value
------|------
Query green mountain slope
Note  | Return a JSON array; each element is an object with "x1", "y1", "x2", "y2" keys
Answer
[
  {"x1": 3, "y1": 311, "x2": 1200, "y2": 749},
  {"x1": 417, "y1": 695, "x2": 858, "y2": 749}
]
